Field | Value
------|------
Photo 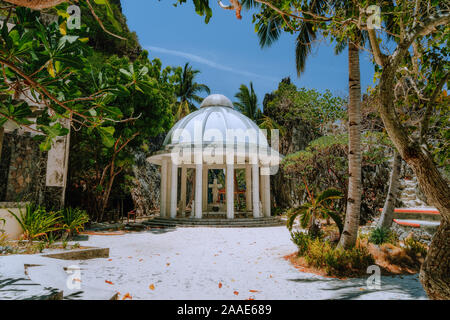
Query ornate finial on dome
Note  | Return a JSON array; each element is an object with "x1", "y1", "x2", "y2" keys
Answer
[{"x1": 200, "y1": 94, "x2": 233, "y2": 109}]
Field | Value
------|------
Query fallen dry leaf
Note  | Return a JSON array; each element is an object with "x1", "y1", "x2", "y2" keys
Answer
[
  {"x1": 166, "y1": 263, "x2": 170, "y2": 266},
  {"x1": 122, "y1": 293, "x2": 132, "y2": 300},
  {"x1": 234, "y1": 291, "x2": 239, "y2": 296},
  {"x1": 218, "y1": 282, "x2": 223, "y2": 288},
  {"x1": 149, "y1": 284, "x2": 155, "y2": 290},
  {"x1": 108, "y1": 259, "x2": 112, "y2": 261},
  {"x1": 105, "y1": 280, "x2": 114, "y2": 285},
  {"x1": 249, "y1": 290, "x2": 260, "y2": 293}
]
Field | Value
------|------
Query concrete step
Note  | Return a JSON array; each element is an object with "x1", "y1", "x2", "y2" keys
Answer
[
  {"x1": 143, "y1": 217, "x2": 285, "y2": 228},
  {"x1": 393, "y1": 219, "x2": 440, "y2": 233}
]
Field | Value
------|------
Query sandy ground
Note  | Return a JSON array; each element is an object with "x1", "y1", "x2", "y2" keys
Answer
[{"x1": 69, "y1": 226, "x2": 427, "y2": 300}]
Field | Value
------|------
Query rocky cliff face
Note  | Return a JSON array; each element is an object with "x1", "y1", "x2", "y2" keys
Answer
[{"x1": 129, "y1": 134, "x2": 165, "y2": 216}]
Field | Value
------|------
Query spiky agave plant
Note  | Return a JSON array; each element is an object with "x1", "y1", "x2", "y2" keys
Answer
[
  {"x1": 287, "y1": 181, "x2": 344, "y2": 238},
  {"x1": 8, "y1": 204, "x2": 62, "y2": 242}
]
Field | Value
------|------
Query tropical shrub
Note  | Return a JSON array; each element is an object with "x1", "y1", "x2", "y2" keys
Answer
[
  {"x1": 369, "y1": 227, "x2": 397, "y2": 245},
  {"x1": 62, "y1": 208, "x2": 89, "y2": 236},
  {"x1": 8, "y1": 204, "x2": 62, "y2": 242},
  {"x1": 404, "y1": 237, "x2": 428, "y2": 259},
  {"x1": 290, "y1": 232, "x2": 375, "y2": 277},
  {"x1": 290, "y1": 231, "x2": 311, "y2": 256}
]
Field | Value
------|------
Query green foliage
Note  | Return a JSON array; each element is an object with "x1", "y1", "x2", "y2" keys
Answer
[
  {"x1": 291, "y1": 232, "x2": 375, "y2": 276},
  {"x1": 62, "y1": 207, "x2": 89, "y2": 235},
  {"x1": 404, "y1": 237, "x2": 428, "y2": 259},
  {"x1": 282, "y1": 132, "x2": 392, "y2": 223},
  {"x1": 369, "y1": 227, "x2": 397, "y2": 245},
  {"x1": 264, "y1": 81, "x2": 346, "y2": 135},
  {"x1": 0, "y1": 8, "x2": 132, "y2": 151},
  {"x1": 290, "y1": 231, "x2": 310, "y2": 256},
  {"x1": 8, "y1": 204, "x2": 62, "y2": 242}
]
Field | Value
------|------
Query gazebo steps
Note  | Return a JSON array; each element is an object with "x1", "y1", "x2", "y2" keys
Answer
[{"x1": 143, "y1": 217, "x2": 285, "y2": 228}]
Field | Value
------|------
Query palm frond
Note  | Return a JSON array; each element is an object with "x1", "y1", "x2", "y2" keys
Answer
[{"x1": 286, "y1": 205, "x2": 311, "y2": 230}]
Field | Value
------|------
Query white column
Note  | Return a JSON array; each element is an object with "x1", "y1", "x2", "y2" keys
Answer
[
  {"x1": 262, "y1": 171, "x2": 271, "y2": 217},
  {"x1": 180, "y1": 166, "x2": 187, "y2": 217},
  {"x1": 202, "y1": 167, "x2": 208, "y2": 211},
  {"x1": 226, "y1": 164, "x2": 234, "y2": 219},
  {"x1": 195, "y1": 164, "x2": 203, "y2": 219},
  {"x1": 166, "y1": 160, "x2": 172, "y2": 218},
  {"x1": 252, "y1": 164, "x2": 260, "y2": 218},
  {"x1": 160, "y1": 159, "x2": 168, "y2": 218},
  {"x1": 170, "y1": 163, "x2": 178, "y2": 219},
  {"x1": 245, "y1": 165, "x2": 252, "y2": 212}
]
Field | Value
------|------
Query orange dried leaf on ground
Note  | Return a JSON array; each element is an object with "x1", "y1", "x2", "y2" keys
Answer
[
  {"x1": 105, "y1": 280, "x2": 114, "y2": 285},
  {"x1": 233, "y1": 291, "x2": 239, "y2": 295},
  {"x1": 218, "y1": 282, "x2": 223, "y2": 288},
  {"x1": 249, "y1": 290, "x2": 260, "y2": 293},
  {"x1": 122, "y1": 293, "x2": 132, "y2": 300},
  {"x1": 139, "y1": 259, "x2": 143, "y2": 262},
  {"x1": 108, "y1": 259, "x2": 112, "y2": 261},
  {"x1": 149, "y1": 284, "x2": 155, "y2": 290},
  {"x1": 246, "y1": 297, "x2": 255, "y2": 300},
  {"x1": 166, "y1": 263, "x2": 170, "y2": 266}
]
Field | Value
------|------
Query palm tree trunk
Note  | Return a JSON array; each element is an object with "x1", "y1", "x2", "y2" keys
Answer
[
  {"x1": 378, "y1": 150, "x2": 402, "y2": 229},
  {"x1": 338, "y1": 40, "x2": 362, "y2": 249}
]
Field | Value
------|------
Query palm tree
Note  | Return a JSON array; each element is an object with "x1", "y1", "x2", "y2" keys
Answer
[
  {"x1": 234, "y1": 82, "x2": 261, "y2": 120},
  {"x1": 249, "y1": 0, "x2": 363, "y2": 249},
  {"x1": 287, "y1": 181, "x2": 343, "y2": 239},
  {"x1": 234, "y1": 82, "x2": 285, "y2": 137},
  {"x1": 174, "y1": 63, "x2": 210, "y2": 119}
]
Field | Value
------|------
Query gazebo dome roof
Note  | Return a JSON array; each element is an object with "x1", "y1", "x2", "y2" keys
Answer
[{"x1": 162, "y1": 94, "x2": 269, "y2": 148}]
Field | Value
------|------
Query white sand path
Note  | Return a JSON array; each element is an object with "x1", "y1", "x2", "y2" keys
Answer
[{"x1": 74, "y1": 226, "x2": 427, "y2": 300}]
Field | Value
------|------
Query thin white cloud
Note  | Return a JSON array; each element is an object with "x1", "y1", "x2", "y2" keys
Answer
[{"x1": 146, "y1": 46, "x2": 278, "y2": 82}]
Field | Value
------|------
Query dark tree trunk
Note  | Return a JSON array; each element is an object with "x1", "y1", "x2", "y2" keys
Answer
[
  {"x1": 378, "y1": 63, "x2": 450, "y2": 299},
  {"x1": 419, "y1": 219, "x2": 450, "y2": 300},
  {"x1": 0, "y1": 127, "x2": 4, "y2": 162},
  {"x1": 379, "y1": 151, "x2": 402, "y2": 229}
]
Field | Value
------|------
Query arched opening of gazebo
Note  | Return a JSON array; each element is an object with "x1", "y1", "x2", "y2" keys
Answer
[{"x1": 147, "y1": 94, "x2": 281, "y2": 222}]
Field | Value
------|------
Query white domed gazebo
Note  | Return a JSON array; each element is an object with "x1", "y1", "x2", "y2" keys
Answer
[{"x1": 147, "y1": 94, "x2": 282, "y2": 223}]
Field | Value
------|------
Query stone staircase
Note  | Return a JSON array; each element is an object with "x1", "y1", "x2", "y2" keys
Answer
[
  {"x1": 392, "y1": 176, "x2": 440, "y2": 234},
  {"x1": 143, "y1": 216, "x2": 285, "y2": 228}
]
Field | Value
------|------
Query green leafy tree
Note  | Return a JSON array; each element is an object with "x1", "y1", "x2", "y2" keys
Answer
[{"x1": 69, "y1": 54, "x2": 175, "y2": 221}]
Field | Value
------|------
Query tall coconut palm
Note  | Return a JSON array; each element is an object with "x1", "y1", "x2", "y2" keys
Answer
[
  {"x1": 249, "y1": 0, "x2": 363, "y2": 249},
  {"x1": 234, "y1": 82, "x2": 261, "y2": 120},
  {"x1": 174, "y1": 62, "x2": 210, "y2": 118}
]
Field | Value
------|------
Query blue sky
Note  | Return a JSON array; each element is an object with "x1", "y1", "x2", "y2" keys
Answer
[{"x1": 121, "y1": 0, "x2": 375, "y2": 106}]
